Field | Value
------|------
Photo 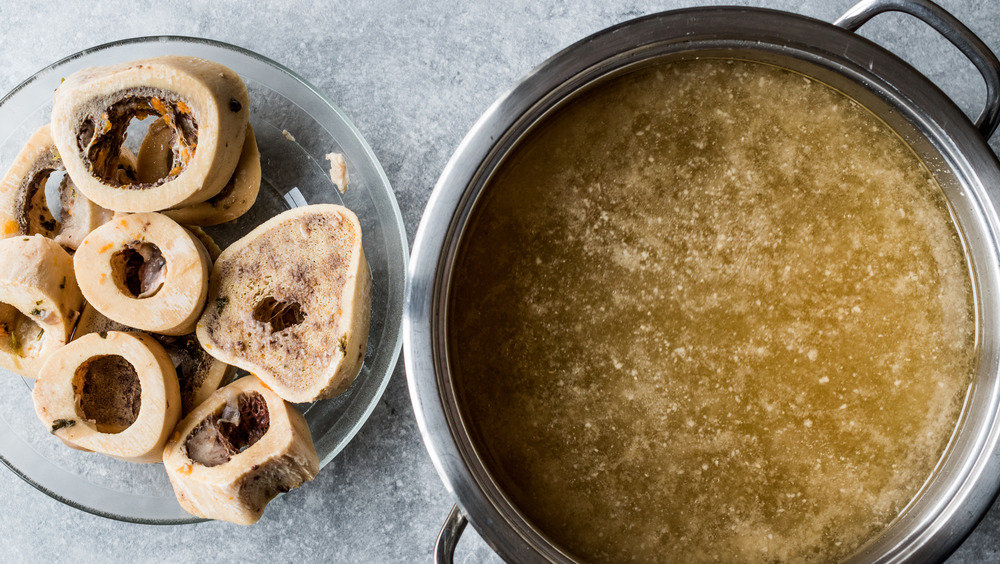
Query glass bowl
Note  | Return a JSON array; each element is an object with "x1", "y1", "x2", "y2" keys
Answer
[{"x1": 0, "y1": 36, "x2": 408, "y2": 523}]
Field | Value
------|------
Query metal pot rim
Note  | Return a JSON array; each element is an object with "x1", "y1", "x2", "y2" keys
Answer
[{"x1": 405, "y1": 3, "x2": 1000, "y2": 562}]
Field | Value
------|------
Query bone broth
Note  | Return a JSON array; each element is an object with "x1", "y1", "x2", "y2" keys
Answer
[{"x1": 448, "y1": 59, "x2": 976, "y2": 562}]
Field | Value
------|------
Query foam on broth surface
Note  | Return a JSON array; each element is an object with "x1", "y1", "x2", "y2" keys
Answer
[{"x1": 449, "y1": 59, "x2": 976, "y2": 563}]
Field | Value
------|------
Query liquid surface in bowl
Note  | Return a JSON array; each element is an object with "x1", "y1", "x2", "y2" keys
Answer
[{"x1": 449, "y1": 58, "x2": 976, "y2": 563}]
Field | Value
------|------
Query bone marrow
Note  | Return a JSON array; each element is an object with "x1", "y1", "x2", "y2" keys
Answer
[
  {"x1": 0, "y1": 125, "x2": 113, "y2": 250},
  {"x1": 76, "y1": 353, "x2": 141, "y2": 434},
  {"x1": 196, "y1": 204, "x2": 372, "y2": 403},
  {"x1": 74, "y1": 303, "x2": 232, "y2": 416},
  {"x1": 50, "y1": 56, "x2": 250, "y2": 212},
  {"x1": 185, "y1": 390, "x2": 269, "y2": 467},
  {"x1": 163, "y1": 375, "x2": 318, "y2": 524},
  {"x1": 74, "y1": 212, "x2": 210, "y2": 335},
  {"x1": 111, "y1": 241, "x2": 167, "y2": 298},
  {"x1": 32, "y1": 331, "x2": 181, "y2": 463},
  {"x1": 0, "y1": 235, "x2": 83, "y2": 378}
]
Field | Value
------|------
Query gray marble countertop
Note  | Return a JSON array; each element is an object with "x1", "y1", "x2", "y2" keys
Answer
[{"x1": 1, "y1": 0, "x2": 999, "y2": 562}]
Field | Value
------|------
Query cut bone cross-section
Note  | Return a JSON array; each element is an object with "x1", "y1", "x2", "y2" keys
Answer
[
  {"x1": 196, "y1": 204, "x2": 372, "y2": 403},
  {"x1": 138, "y1": 119, "x2": 261, "y2": 226},
  {"x1": 163, "y1": 375, "x2": 318, "y2": 525},
  {"x1": 75, "y1": 212, "x2": 210, "y2": 336},
  {"x1": 73, "y1": 303, "x2": 232, "y2": 416},
  {"x1": 50, "y1": 56, "x2": 250, "y2": 212},
  {"x1": 0, "y1": 125, "x2": 114, "y2": 250},
  {"x1": 32, "y1": 331, "x2": 181, "y2": 463},
  {"x1": 185, "y1": 225, "x2": 222, "y2": 262},
  {"x1": 0, "y1": 235, "x2": 84, "y2": 378}
]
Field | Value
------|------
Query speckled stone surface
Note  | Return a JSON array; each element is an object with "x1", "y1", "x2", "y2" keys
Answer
[{"x1": 0, "y1": 0, "x2": 998, "y2": 562}]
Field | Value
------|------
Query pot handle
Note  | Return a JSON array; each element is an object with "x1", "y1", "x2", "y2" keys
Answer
[
  {"x1": 834, "y1": 0, "x2": 1000, "y2": 139},
  {"x1": 434, "y1": 504, "x2": 469, "y2": 564}
]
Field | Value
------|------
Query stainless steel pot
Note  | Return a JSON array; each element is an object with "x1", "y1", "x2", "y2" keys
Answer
[{"x1": 404, "y1": 1, "x2": 1000, "y2": 562}]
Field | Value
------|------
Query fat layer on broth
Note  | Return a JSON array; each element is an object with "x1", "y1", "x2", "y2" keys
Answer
[{"x1": 449, "y1": 58, "x2": 976, "y2": 563}]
